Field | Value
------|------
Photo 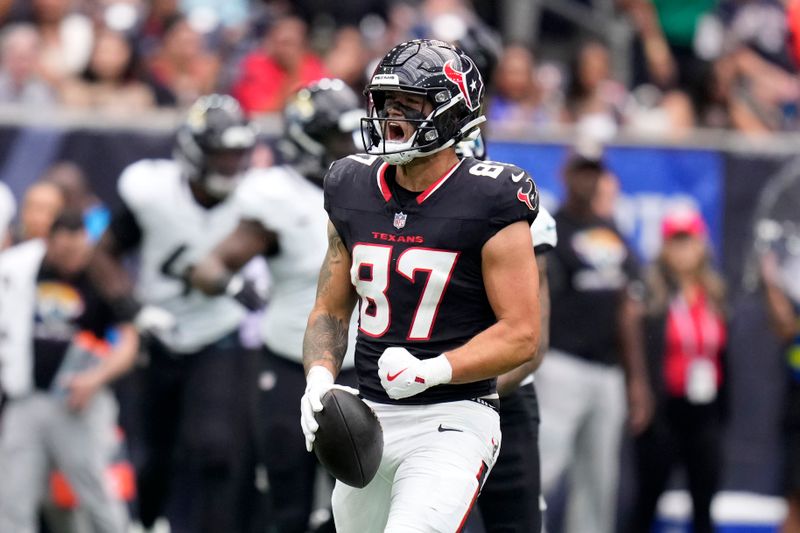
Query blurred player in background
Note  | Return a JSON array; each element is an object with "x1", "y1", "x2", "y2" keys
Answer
[
  {"x1": 457, "y1": 133, "x2": 557, "y2": 533},
  {"x1": 189, "y1": 78, "x2": 364, "y2": 533},
  {"x1": 300, "y1": 39, "x2": 541, "y2": 532},
  {"x1": 89, "y1": 94, "x2": 257, "y2": 533}
]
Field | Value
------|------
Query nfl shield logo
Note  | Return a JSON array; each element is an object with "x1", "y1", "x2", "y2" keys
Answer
[{"x1": 393, "y1": 212, "x2": 407, "y2": 229}]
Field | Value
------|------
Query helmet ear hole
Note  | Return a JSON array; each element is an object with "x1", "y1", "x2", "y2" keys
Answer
[{"x1": 282, "y1": 78, "x2": 365, "y2": 177}]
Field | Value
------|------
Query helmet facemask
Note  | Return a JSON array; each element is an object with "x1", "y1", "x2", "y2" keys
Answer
[
  {"x1": 362, "y1": 87, "x2": 479, "y2": 165},
  {"x1": 174, "y1": 113, "x2": 256, "y2": 200},
  {"x1": 200, "y1": 148, "x2": 253, "y2": 199}
]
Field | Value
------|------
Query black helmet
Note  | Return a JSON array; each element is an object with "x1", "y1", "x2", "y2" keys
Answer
[
  {"x1": 174, "y1": 94, "x2": 256, "y2": 198},
  {"x1": 282, "y1": 78, "x2": 364, "y2": 178},
  {"x1": 361, "y1": 39, "x2": 486, "y2": 165}
]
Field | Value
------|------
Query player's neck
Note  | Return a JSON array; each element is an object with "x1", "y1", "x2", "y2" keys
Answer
[
  {"x1": 395, "y1": 149, "x2": 459, "y2": 192},
  {"x1": 189, "y1": 181, "x2": 223, "y2": 209}
]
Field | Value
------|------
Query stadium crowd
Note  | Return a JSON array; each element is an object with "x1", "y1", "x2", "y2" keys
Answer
[
  {"x1": 0, "y1": 1, "x2": 800, "y2": 533},
  {"x1": 0, "y1": 0, "x2": 798, "y2": 135}
]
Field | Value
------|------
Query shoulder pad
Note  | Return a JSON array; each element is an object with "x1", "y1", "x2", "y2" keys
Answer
[
  {"x1": 463, "y1": 158, "x2": 539, "y2": 214},
  {"x1": 235, "y1": 166, "x2": 308, "y2": 228},
  {"x1": 117, "y1": 159, "x2": 178, "y2": 210},
  {"x1": 324, "y1": 154, "x2": 382, "y2": 204}
]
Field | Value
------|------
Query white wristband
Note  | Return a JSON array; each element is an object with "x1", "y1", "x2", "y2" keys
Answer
[
  {"x1": 306, "y1": 365, "x2": 335, "y2": 386},
  {"x1": 423, "y1": 354, "x2": 453, "y2": 387}
]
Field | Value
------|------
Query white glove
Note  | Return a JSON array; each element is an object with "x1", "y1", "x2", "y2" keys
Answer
[
  {"x1": 378, "y1": 347, "x2": 452, "y2": 400},
  {"x1": 134, "y1": 305, "x2": 177, "y2": 341},
  {"x1": 300, "y1": 366, "x2": 359, "y2": 452}
]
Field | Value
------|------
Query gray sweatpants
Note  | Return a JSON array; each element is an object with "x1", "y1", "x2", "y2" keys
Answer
[
  {"x1": 537, "y1": 350, "x2": 627, "y2": 533},
  {"x1": 0, "y1": 389, "x2": 128, "y2": 533}
]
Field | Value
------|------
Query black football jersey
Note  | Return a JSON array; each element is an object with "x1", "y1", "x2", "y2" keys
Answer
[{"x1": 324, "y1": 154, "x2": 539, "y2": 404}]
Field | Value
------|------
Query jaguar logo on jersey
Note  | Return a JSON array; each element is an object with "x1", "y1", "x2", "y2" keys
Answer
[
  {"x1": 443, "y1": 59, "x2": 481, "y2": 111},
  {"x1": 393, "y1": 212, "x2": 407, "y2": 229},
  {"x1": 516, "y1": 176, "x2": 539, "y2": 212}
]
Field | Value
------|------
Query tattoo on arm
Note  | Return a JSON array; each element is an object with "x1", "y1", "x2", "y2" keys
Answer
[
  {"x1": 304, "y1": 222, "x2": 353, "y2": 373},
  {"x1": 303, "y1": 313, "x2": 349, "y2": 373},
  {"x1": 327, "y1": 223, "x2": 346, "y2": 261},
  {"x1": 316, "y1": 223, "x2": 348, "y2": 299}
]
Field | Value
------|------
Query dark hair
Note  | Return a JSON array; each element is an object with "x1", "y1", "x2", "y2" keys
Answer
[
  {"x1": 49, "y1": 210, "x2": 85, "y2": 235},
  {"x1": 645, "y1": 248, "x2": 727, "y2": 318},
  {"x1": 82, "y1": 30, "x2": 140, "y2": 84}
]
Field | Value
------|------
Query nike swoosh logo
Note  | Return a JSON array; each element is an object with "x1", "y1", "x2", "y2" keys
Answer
[
  {"x1": 438, "y1": 424, "x2": 463, "y2": 433},
  {"x1": 511, "y1": 171, "x2": 525, "y2": 182},
  {"x1": 387, "y1": 368, "x2": 407, "y2": 382}
]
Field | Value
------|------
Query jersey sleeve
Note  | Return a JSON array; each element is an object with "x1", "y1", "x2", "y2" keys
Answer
[
  {"x1": 531, "y1": 205, "x2": 557, "y2": 254},
  {"x1": 117, "y1": 160, "x2": 158, "y2": 212},
  {"x1": 0, "y1": 181, "x2": 15, "y2": 245},
  {"x1": 483, "y1": 164, "x2": 539, "y2": 243},
  {"x1": 322, "y1": 157, "x2": 355, "y2": 247},
  {"x1": 110, "y1": 161, "x2": 155, "y2": 253},
  {"x1": 234, "y1": 169, "x2": 278, "y2": 227},
  {"x1": 235, "y1": 168, "x2": 314, "y2": 235},
  {"x1": 322, "y1": 158, "x2": 345, "y2": 217}
]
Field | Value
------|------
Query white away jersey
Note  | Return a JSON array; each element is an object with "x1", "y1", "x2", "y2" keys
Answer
[
  {"x1": 118, "y1": 159, "x2": 244, "y2": 353},
  {"x1": 235, "y1": 166, "x2": 356, "y2": 366},
  {"x1": 0, "y1": 181, "x2": 15, "y2": 246},
  {"x1": 531, "y1": 205, "x2": 557, "y2": 252}
]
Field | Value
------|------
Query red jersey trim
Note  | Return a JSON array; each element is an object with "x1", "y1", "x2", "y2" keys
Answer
[
  {"x1": 377, "y1": 162, "x2": 392, "y2": 202},
  {"x1": 416, "y1": 160, "x2": 463, "y2": 204}
]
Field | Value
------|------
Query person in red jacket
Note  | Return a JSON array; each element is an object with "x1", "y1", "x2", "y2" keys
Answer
[{"x1": 232, "y1": 16, "x2": 327, "y2": 115}]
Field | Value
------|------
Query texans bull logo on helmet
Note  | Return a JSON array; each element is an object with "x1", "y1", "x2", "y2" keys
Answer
[{"x1": 443, "y1": 59, "x2": 483, "y2": 112}]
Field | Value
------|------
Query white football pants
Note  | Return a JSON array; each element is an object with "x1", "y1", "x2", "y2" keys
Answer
[{"x1": 332, "y1": 398, "x2": 501, "y2": 533}]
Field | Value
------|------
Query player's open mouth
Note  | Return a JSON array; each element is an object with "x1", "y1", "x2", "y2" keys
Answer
[{"x1": 386, "y1": 122, "x2": 406, "y2": 142}]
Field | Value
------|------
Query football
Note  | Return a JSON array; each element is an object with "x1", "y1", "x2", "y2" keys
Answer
[{"x1": 313, "y1": 388, "x2": 384, "y2": 488}]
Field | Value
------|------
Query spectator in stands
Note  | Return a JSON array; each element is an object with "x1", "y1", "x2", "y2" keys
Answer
[
  {"x1": 137, "y1": 0, "x2": 181, "y2": 56},
  {"x1": 487, "y1": 44, "x2": 560, "y2": 130},
  {"x1": 710, "y1": 48, "x2": 799, "y2": 133},
  {"x1": 232, "y1": 15, "x2": 326, "y2": 115},
  {"x1": 43, "y1": 161, "x2": 110, "y2": 242},
  {"x1": 648, "y1": 0, "x2": 720, "y2": 115},
  {"x1": 537, "y1": 148, "x2": 652, "y2": 533},
  {"x1": 145, "y1": 15, "x2": 220, "y2": 107},
  {"x1": 0, "y1": 210, "x2": 138, "y2": 533},
  {"x1": 179, "y1": 0, "x2": 251, "y2": 41},
  {"x1": 628, "y1": 206, "x2": 727, "y2": 533},
  {"x1": 760, "y1": 244, "x2": 800, "y2": 533},
  {"x1": 0, "y1": 23, "x2": 56, "y2": 106},
  {"x1": 324, "y1": 26, "x2": 370, "y2": 92},
  {"x1": 620, "y1": 0, "x2": 678, "y2": 89},
  {"x1": 626, "y1": 85, "x2": 696, "y2": 138},
  {"x1": 31, "y1": 0, "x2": 94, "y2": 87},
  {"x1": 61, "y1": 28, "x2": 156, "y2": 113},
  {"x1": 562, "y1": 41, "x2": 629, "y2": 141},
  {"x1": 16, "y1": 181, "x2": 64, "y2": 242}
]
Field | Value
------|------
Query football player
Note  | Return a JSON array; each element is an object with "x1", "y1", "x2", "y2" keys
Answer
[
  {"x1": 299, "y1": 39, "x2": 541, "y2": 532},
  {"x1": 88, "y1": 94, "x2": 257, "y2": 533},
  {"x1": 188, "y1": 78, "x2": 364, "y2": 533}
]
